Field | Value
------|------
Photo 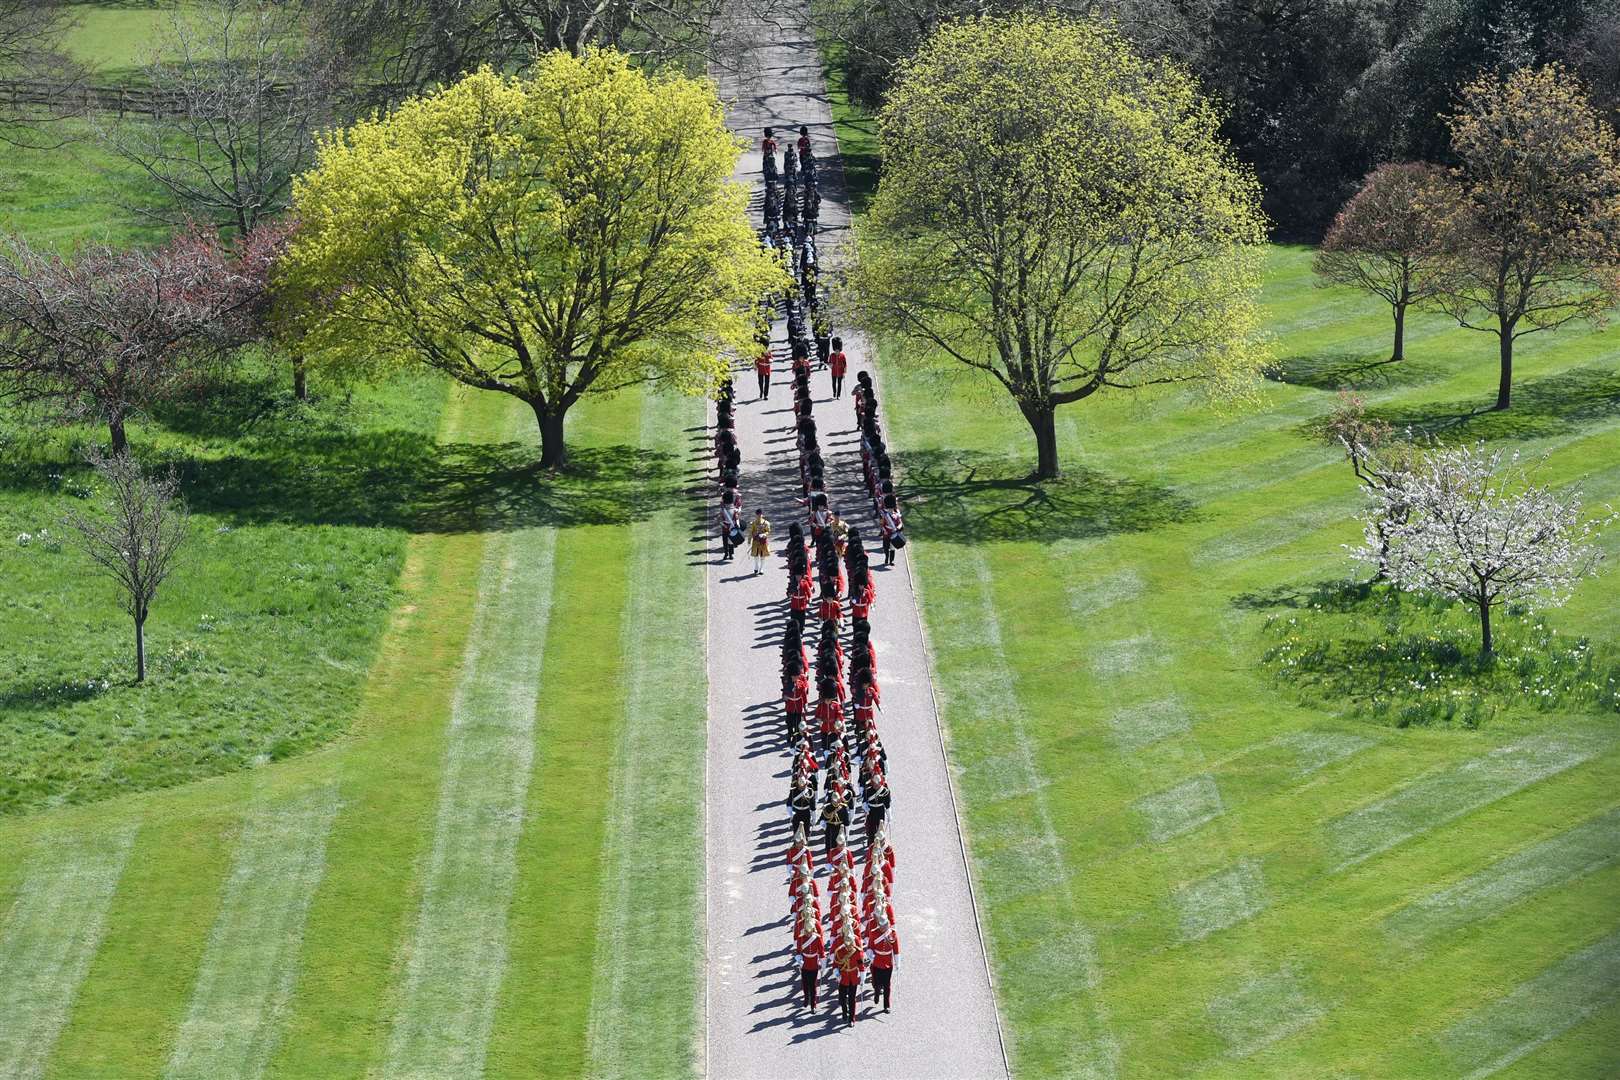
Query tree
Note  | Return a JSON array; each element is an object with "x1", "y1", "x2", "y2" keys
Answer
[
  {"x1": 1559, "y1": 0, "x2": 1620, "y2": 131},
  {"x1": 307, "y1": 0, "x2": 725, "y2": 102},
  {"x1": 1434, "y1": 65, "x2": 1620, "y2": 411},
  {"x1": 63, "y1": 448, "x2": 191, "y2": 683},
  {"x1": 1322, "y1": 392, "x2": 1421, "y2": 578},
  {"x1": 848, "y1": 14, "x2": 1268, "y2": 480},
  {"x1": 0, "y1": 231, "x2": 244, "y2": 452},
  {"x1": 0, "y1": 0, "x2": 84, "y2": 149},
  {"x1": 281, "y1": 54, "x2": 785, "y2": 469},
  {"x1": 98, "y1": 0, "x2": 337, "y2": 237},
  {"x1": 1314, "y1": 163, "x2": 1455, "y2": 362},
  {"x1": 1358, "y1": 443, "x2": 1609, "y2": 657}
]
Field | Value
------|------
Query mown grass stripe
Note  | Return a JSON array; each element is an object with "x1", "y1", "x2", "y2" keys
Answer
[
  {"x1": 164, "y1": 787, "x2": 340, "y2": 1080},
  {"x1": 0, "y1": 828, "x2": 136, "y2": 1080},
  {"x1": 1441, "y1": 928, "x2": 1620, "y2": 1079},
  {"x1": 1387, "y1": 807, "x2": 1620, "y2": 944},
  {"x1": 1173, "y1": 858, "x2": 1266, "y2": 942},
  {"x1": 1206, "y1": 966, "x2": 1324, "y2": 1060},
  {"x1": 932, "y1": 548, "x2": 1119, "y2": 1077},
  {"x1": 583, "y1": 392, "x2": 705, "y2": 1080},
  {"x1": 1135, "y1": 774, "x2": 1224, "y2": 844},
  {"x1": 1327, "y1": 735, "x2": 1606, "y2": 872},
  {"x1": 382, "y1": 522, "x2": 558, "y2": 1079}
]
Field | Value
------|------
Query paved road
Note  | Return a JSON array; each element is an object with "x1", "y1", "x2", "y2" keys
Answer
[{"x1": 703, "y1": 6, "x2": 1009, "y2": 1077}]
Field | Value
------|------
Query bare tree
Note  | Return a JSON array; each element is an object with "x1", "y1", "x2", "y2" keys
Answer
[
  {"x1": 0, "y1": 0, "x2": 84, "y2": 149},
  {"x1": 63, "y1": 448, "x2": 191, "y2": 683},
  {"x1": 0, "y1": 231, "x2": 245, "y2": 452},
  {"x1": 99, "y1": 0, "x2": 337, "y2": 236},
  {"x1": 307, "y1": 0, "x2": 727, "y2": 101},
  {"x1": 1358, "y1": 443, "x2": 1610, "y2": 658},
  {"x1": 0, "y1": 0, "x2": 68, "y2": 70},
  {"x1": 1323, "y1": 392, "x2": 1420, "y2": 579}
]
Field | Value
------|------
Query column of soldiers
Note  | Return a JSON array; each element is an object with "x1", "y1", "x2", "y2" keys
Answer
[
  {"x1": 714, "y1": 379, "x2": 744, "y2": 560},
  {"x1": 765, "y1": 126, "x2": 900, "y2": 1023},
  {"x1": 853, "y1": 371, "x2": 906, "y2": 565}
]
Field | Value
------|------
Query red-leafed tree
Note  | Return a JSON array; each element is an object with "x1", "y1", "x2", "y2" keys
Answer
[
  {"x1": 0, "y1": 230, "x2": 246, "y2": 451},
  {"x1": 215, "y1": 216, "x2": 307, "y2": 397},
  {"x1": 1314, "y1": 163, "x2": 1455, "y2": 363}
]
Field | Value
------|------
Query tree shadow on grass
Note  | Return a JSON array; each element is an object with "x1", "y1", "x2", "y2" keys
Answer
[
  {"x1": 1264, "y1": 351, "x2": 1450, "y2": 392},
  {"x1": 894, "y1": 448, "x2": 1193, "y2": 545},
  {"x1": 0, "y1": 430, "x2": 683, "y2": 534},
  {"x1": 1363, "y1": 365, "x2": 1620, "y2": 443},
  {"x1": 1235, "y1": 576, "x2": 1620, "y2": 727}
]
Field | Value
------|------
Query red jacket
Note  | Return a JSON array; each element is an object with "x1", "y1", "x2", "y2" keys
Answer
[
  {"x1": 869, "y1": 929, "x2": 899, "y2": 969},
  {"x1": 798, "y1": 931, "x2": 824, "y2": 969},
  {"x1": 829, "y1": 350, "x2": 847, "y2": 377}
]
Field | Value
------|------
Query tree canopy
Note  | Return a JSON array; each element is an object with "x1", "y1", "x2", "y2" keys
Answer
[
  {"x1": 281, "y1": 51, "x2": 785, "y2": 468},
  {"x1": 849, "y1": 13, "x2": 1268, "y2": 480},
  {"x1": 1314, "y1": 163, "x2": 1456, "y2": 363},
  {"x1": 1434, "y1": 64, "x2": 1620, "y2": 410}
]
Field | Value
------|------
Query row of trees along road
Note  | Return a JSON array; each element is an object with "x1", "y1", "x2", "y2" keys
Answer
[{"x1": 1316, "y1": 65, "x2": 1620, "y2": 410}]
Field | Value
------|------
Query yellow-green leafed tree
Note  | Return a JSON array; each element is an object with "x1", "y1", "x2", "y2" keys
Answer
[
  {"x1": 281, "y1": 51, "x2": 786, "y2": 468},
  {"x1": 849, "y1": 14, "x2": 1268, "y2": 480}
]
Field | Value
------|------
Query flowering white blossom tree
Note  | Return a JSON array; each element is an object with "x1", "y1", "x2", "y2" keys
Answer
[{"x1": 1357, "y1": 443, "x2": 1610, "y2": 657}]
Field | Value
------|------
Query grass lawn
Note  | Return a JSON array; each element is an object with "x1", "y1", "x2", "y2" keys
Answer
[
  {"x1": 824, "y1": 58, "x2": 1618, "y2": 1078},
  {"x1": 0, "y1": 383, "x2": 708, "y2": 1077},
  {"x1": 873, "y1": 248, "x2": 1620, "y2": 1077},
  {"x1": 0, "y1": 360, "x2": 449, "y2": 814},
  {"x1": 63, "y1": 2, "x2": 200, "y2": 77}
]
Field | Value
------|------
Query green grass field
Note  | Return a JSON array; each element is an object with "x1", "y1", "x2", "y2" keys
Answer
[
  {"x1": 874, "y1": 247, "x2": 1620, "y2": 1077},
  {"x1": 0, "y1": 384, "x2": 707, "y2": 1078},
  {"x1": 0, "y1": 361, "x2": 452, "y2": 814},
  {"x1": 63, "y1": 2, "x2": 197, "y2": 76},
  {"x1": 822, "y1": 77, "x2": 1620, "y2": 1076}
]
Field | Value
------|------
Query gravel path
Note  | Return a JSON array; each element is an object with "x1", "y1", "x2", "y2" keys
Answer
[{"x1": 703, "y1": 7, "x2": 1009, "y2": 1077}]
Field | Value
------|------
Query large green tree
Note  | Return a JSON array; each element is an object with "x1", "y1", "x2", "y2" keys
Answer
[
  {"x1": 849, "y1": 14, "x2": 1268, "y2": 480},
  {"x1": 1434, "y1": 64, "x2": 1620, "y2": 411},
  {"x1": 281, "y1": 52, "x2": 783, "y2": 468}
]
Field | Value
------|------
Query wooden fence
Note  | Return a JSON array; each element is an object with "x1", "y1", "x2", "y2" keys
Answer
[{"x1": 0, "y1": 78, "x2": 192, "y2": 118}]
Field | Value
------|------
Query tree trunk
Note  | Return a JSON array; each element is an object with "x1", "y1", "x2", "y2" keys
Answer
[
  {"x1": 109, "y1": 417, "x2": 128, "y2": 455},
  {"x1": 1494, "y1": 329, "x2": 1513, "y2": 411},
  {"x1": 1025, "y1": 404, "x2": 1060, "y2": 481},
  {"x1": 536, "y1": 404, "x2": 568, "y2": 470},
  {"x1": 1478, "y1": 601, "x2": 1493, "y2": 659},
  {"x1": 292, "y1": 353, "x2": 308, "y2": 401},
  {"x1": 1391, "y1": 303, "x2": 1406, "y2": 363},
  {"x1": 134, "y1": 612, "x2": 146, "y2": 682}
]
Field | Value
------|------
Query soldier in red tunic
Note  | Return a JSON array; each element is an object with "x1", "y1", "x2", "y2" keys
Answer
[
  {"x1": 868, "y1": 914, "x2": 898, "y2": 1012},
  {"x1": 834, "y1": 928, "x2": 865, "y2": 1024},
  {"x1": 796, "y1": 906, "x2": 824, "y2": 1009},
  {"x1": 828, "y1": 336, "x2": 848, "y2": 398}
]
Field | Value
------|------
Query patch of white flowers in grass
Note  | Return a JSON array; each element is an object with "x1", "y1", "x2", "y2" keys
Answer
[{"x1": 15, "y1": 528, "x2": 62, "y2": 552}]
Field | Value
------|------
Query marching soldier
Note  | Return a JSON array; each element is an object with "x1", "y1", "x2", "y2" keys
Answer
[
  {"x1": 834, "y1": 927, "x2": 864, "y2": 1024},
  {"x1": 868, "y1": 914, "x2": 898, "y2": 1012}
]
